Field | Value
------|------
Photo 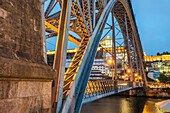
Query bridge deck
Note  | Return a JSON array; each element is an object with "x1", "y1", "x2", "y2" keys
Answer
[{"x1": 83, "y1": 83, "x2": 143, "y2": 104}]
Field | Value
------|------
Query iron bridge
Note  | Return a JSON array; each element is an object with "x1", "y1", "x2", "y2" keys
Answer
[{"x1": 41, "y1": 0, "x2": 148, "y2": 112}]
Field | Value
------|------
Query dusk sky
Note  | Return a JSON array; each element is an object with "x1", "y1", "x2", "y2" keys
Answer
[
  {"x1": 131, "y1": 0, "x2": 170, "y2": 56},
  {"x1": 46, "y1": 0, "x2": 170, "y2": 56}
]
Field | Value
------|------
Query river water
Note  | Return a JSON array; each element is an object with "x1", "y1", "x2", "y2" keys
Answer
[{"x1": 81, "y1": 96, "x2": 166, "y2": 113}]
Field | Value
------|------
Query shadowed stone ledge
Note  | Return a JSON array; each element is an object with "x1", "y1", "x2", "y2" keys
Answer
[{"x1": 0, "y1": 57, "x2": 56, "y2": 81}]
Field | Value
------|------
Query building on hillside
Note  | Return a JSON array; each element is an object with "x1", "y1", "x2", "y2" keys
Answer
[
  {"x1": 145, "y1": 55, "x2": 170, "y2": 62},
  {"x1": 47, "y1": 47, "x2": 112, "y2": 80},
  {"x1": 145, "y1": 54, "x2": 170, "y2": 80}
]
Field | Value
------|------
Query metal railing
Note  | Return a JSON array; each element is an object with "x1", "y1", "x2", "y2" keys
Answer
[{"x1": 84, "y1": 80, "x2": 143, "y2": 99}]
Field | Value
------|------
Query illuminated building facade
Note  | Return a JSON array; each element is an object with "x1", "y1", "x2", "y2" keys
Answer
[
  {"x1": 101, "y1": 35, "x2": 126, "y2": 53},
  {"x1": 145, "y1": 55, "x2": 170, "y2": 62},
  {"x1": 145, "y1": 54, "x2": 170, "y2": 80}
]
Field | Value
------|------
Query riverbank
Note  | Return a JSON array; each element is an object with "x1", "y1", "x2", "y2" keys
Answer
[
  {"x1": 146, "y1": 88, "x2": 170, "y2": 98},
  {"x1": 117, "y1": 87, "x2": 170, "y2": 98}
]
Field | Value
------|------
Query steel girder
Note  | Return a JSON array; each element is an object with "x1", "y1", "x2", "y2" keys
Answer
[{"x1": 46, "y1": 0, "x2": 72, "y2": 113}]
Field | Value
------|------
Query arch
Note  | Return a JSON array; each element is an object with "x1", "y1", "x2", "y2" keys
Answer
[
  {"x1": 61, "y1": 0, "x2": 147, "y2": 112},
  {"x1": 115, "y1": 0, "x2": 147, "y2": 86}
]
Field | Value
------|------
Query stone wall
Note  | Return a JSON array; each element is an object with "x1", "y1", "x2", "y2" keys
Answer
[
  {"x1": 0, "y1": 81, "x2": 51, "y2": 113},
  {"x1": 0, "y1": 0, "x2": 56, "y2": 113},
  {"x1": 0, "y1": 0, "x2": 44, "y2": 64}
]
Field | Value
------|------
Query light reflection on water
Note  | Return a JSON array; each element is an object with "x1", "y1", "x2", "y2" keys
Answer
[{"x1": 81, "y1": 96, "x2": 165, "y2": 113}]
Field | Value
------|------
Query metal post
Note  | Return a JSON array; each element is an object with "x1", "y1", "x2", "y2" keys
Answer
[
  {"x1": 123, "y1": 46, "x2": 126, "y2": 80},
  {"x1": 93, "y1": 0, "x2": 96, "y2": 29},
  {"x1": 112, "y1": 9, "x2": 118, "y2": 93},
  {"x1": 112, "y1": 10, "x2": 117, "y2": 81},
  {"x1": 51, "y1": 0, "x2": 72, "y2": 112},
  {"x1": 139, "y1": 62, "x2": 143, "y2": 82},
  {"x1": 125, "y1": 13, "x2": 133, "y2": 82},
  {"x1": 132, "y1": 33, "x2": 139, "y2": 82}
]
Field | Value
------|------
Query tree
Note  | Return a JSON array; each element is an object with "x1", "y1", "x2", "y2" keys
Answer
[
  {"x1": 165, "y1": 51, "x2": 169, "y2": 54},
  {"x1": 157, "y1": 73, "x2": 168, "y2": 83},
  {"x1": 157, "y1": 52, "x2": 160, "y2": 56},
  {"x1": 162, "y1": 51, "x2": 170, "y2": 55},
  {"x1": 166, "y1": 72, "x2": 170, "y2": 84}
]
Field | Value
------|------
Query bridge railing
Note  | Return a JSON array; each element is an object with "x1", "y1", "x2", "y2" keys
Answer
[
  {"x1": 84, "y1": 79, "x2": 114, "y2": 98},
  {"x1": 84, "y1": 80, "x2": 143, "y2": 99}
]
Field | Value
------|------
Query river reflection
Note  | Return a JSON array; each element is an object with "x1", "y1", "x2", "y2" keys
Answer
[{"x1": 81, "y1": 96, "x2": 165, "y2": 113}]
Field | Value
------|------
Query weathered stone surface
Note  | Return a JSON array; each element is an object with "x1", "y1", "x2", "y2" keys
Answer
[
  {"x1": 0, "y1": 96, "x2": 51, "y2": 113},
  {"x1": 0, "y1": 81, "x2": 52, "y2": 113},
  {"x1": 0, "y1": 0, "x2": 45, "y2": 64},
  {"x1": 0, "y1": 81, "x2": 51, "y2": 98}
]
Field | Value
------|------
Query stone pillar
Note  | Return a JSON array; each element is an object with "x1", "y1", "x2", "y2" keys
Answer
[{"x1": 0, "y1": 0, "x2": 56, "y2": 112}]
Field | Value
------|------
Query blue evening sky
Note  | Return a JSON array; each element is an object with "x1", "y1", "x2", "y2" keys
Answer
[
  {"x1": 46, "y1": 0, "x2": 170, "y2": 56},
  {"x1": 131, "y1": 0, "x2": 170, "y2": 56}
]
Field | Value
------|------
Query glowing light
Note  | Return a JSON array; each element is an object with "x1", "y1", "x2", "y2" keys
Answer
[
  {"x1": 97, "y1": 47, "x2": 101, "y2": 51},
  {"x1": 127, "y1": 69, "x2": 131, "y2": 73},
  {"x1": 134, "y1": 73, "x2": 138, "y2": 77},
  {"x1": 108, "y1": 59, "x2": 112, "y2": 64},
  {"x1": 122, "y1": 76, "x2": 125, "y2": 78},
  {"x1": 125, "y1": 74, "x2": 128, "y2": 77},
  {"x1": 67, "y1": 48, "x2": 78, "y2": 53},
  {"x1": 139, "y1": 76, "x2": 142, "y2": 79},
  {"x1": 46, "y1": 48, "x2": 78, "y2": 55},
  {"x1": 118, "y1": 83, "x2": 127, "y2": 86},
  {"x1": 46, "y1": 51, "x2": 55, "y2": 55}
]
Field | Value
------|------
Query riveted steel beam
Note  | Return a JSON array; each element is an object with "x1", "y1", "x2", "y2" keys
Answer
[{"x1": 50, "y1": 0, "x2": 72, "y2": 112}]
